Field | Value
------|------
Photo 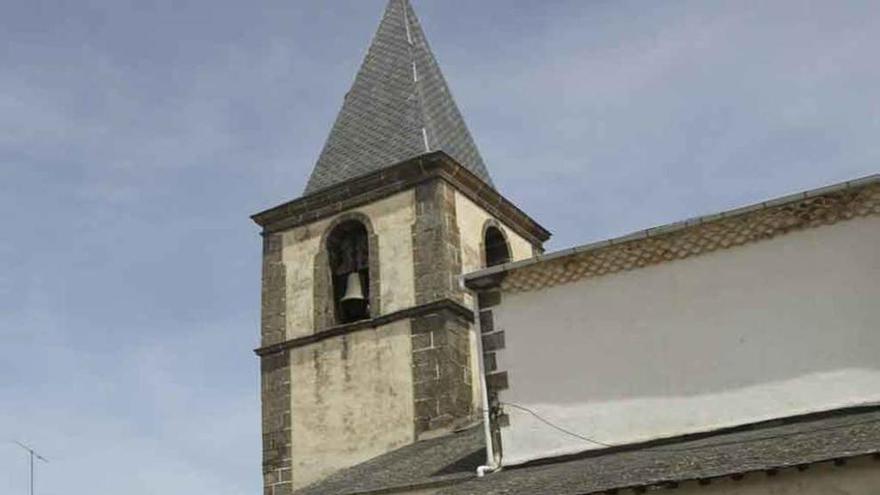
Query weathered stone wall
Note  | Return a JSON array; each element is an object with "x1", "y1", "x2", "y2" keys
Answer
[
  {"x1": 261, "y1": 233, "x2": 288, "y2": 347},
  {"x1": 260, "y1": 233, "x2": 293, "y2": 495},
  {"x1": 280, "y1": 190, "x2": 416, "y2": 339},
  {"x1": 261, "y1": 351, "x2": 292, "y2": 495},
  {"x1": 410, "y1": 180, "x2": 474, "y2": 436},
  {"x1": 258, "y1": 178, "x2": 540, "y2": 490},
  {"x1": 260, "y1": 191, "x2": 417, "y2": 493},
  {"x1": 311, "y1": 212, "x2": 382, "y2": 332},
  {"x1": 289, "y1": 320, "x2": 415, "y2": 490},
  {"x1": 411, "y1": 310, "x2": 473, "y2": 435},
  {"x1": 413, "y1": 180, "x2": 463, "y2": 305}
]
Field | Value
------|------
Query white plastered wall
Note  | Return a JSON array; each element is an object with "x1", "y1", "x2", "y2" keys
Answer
[{"x1": 494, "y1": 215, "x2": 880, "y2": 466}]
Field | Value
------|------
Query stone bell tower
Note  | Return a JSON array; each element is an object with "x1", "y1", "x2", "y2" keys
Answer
[{"x1": 251, "y1": 0, "x2": 550, "y2": 492}]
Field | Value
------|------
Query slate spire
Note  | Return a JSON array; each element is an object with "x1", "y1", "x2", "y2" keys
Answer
[{"x1": 304, "y1": 0, "x2": 494, "y2": 194}]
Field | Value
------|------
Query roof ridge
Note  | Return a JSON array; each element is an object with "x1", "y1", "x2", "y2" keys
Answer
[{"x1": 402, "y1": 0, "x2": 431, "y2": 153}]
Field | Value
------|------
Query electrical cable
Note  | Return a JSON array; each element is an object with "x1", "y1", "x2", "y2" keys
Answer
[
  {"x1": 491, "y1": 403, "x2": 880, "y2": 453},
  {"x1": 499, "y1": 402, "x2": 616, "y2": 448}
]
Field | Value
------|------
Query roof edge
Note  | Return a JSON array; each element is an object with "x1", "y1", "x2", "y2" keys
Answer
[
  {"x1": 508, "y1": 403, "x2": 880, "y2": 471},
  {"x1": 323, "y1": 475, "x2": 470, "y2": 495},
  {"x1": 252, "y1": 151, "x2": 551, "y2": 246},
  {"x1": 465, "y1": 173, "x2": 880, "y2": 290}
]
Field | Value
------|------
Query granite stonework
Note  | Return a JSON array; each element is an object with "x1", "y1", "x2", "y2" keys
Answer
[
  {"x1": 413, "y1": 180, "x2": 464, "y2": 305},
  {"x1": 260, "y1": 233, "x2": 293, "y2": 495},
  {"x1": 251, "y1": 152, "x2": 550, "y2": 247},
  {"x1": 253, "y1": 164, "x2": 546, "y2": 491},
  {"x1": 261, "y1": 233, "x2": 287, "y2": 348},
  {"x1": 411, "y1": 310, "x2": 474, "y2": 435},
  {"x1": 473, "y1": 291, "x2": 508, "y2": 465},
  {"x1": 262, "y1": 351, "x2": 292, "y2": 495},
  {"x1": 410, "y1": 179, "x2": 473, "y2": 436}
]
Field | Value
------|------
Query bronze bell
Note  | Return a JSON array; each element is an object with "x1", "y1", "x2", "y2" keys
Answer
[{"x1": 341, "y1": 272, "x2": 366, "y2": 302}]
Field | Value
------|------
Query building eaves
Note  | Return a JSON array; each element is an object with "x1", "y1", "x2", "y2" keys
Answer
[{"x1": 251, "y1": 151, "x2": 551, "y2": 246}]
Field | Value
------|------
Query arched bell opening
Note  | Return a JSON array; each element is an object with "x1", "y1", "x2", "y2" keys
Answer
[
  {"x1": 327, "y1": 220, "x2": 372, "y2": 324},
  {"x1": 484, "y1": 225, "x2": 512, "y2": 268}
]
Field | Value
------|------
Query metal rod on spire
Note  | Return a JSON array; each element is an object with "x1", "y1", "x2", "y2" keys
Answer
[
  {"x1": 303, "y1": 0, "x2": 494, "y2": 194},
  {"x1": 12, "y1": 441, "x2": 48, "y2": 495}
]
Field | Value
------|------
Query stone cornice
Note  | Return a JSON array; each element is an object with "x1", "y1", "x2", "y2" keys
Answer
[
  {"x1": 251, "y1": 151, "x2": 551, "y2": 246},
  {"x1": 466, "y1": 174, "x2": 880, "y2": 293},
  {"x1": 254, "y1": 298, "x2": 475, "y2": 357}
]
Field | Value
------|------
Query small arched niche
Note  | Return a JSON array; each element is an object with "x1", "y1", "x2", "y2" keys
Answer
[
  {"x1": 326, "y1": 220, "x2": 372, "y2": 324},
  {"x1": 484, "y1": 224, "x2": 512, "y2": 268}
]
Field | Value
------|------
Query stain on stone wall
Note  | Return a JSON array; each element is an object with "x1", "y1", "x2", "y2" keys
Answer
[
  {"x1": 281, "y1": 191, "x2": 416, "y2": 339},
  {"x1": 289, "y1": 321, "x2": 415, "y2": 490},
  {"x1": 263, "y1": 191, "x2": 418, "y2": 490}
]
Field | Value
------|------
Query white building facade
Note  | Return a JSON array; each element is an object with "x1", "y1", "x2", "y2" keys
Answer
[{"x1": 466, "y1": 176, "x2": 880, "y2": 467}]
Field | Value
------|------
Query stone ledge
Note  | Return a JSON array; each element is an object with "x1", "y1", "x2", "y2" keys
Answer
[
  {"x1": 251, "y1": 151, "x2": 551, "y2": 247},
  {"x1": 254, "y1": 298, "x2": 474, "y2": 356}
]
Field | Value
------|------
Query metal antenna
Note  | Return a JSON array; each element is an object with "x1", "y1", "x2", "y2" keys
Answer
[{"x1": 12, "y1": 441, "x2": 48, "y2": 495}]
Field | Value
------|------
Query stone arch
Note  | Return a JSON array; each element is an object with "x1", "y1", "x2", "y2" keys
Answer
[
  {"x1": 482, "y1": 219, "x2": 512, "y2": 268},
  {"x1": 314, "y1": 212, "x2": 381, "y2": 330}
]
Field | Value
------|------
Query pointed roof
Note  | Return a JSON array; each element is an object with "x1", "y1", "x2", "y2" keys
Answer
[{"x1": 304, "y1": 0, "x2": 494, "y2": 195}]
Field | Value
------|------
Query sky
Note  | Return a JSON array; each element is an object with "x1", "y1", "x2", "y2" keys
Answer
[{"x1": 1, "y1": 0, "x2": 878, "y2": 493}]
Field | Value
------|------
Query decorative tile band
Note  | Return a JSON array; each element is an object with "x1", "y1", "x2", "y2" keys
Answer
[{"x1": 502, "y1": 182, "x2": 880, "y2": 293}]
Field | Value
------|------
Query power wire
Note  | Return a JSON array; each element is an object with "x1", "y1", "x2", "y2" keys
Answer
[
  {"x1": 492, "y1": 403, "x2": 880, "y2": 453},
  {"x1": 500, "y1": 402, "x2": 616, "y2": 448}
]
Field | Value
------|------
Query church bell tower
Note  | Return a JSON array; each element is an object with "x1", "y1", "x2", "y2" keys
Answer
[{"x1": 252, "y1": 1, "x2": 550, "y2": 492}]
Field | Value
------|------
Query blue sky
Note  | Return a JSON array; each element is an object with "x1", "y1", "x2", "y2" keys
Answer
[{"x1": 1, "y1": 0, "x2": 878, "y2": 493}]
